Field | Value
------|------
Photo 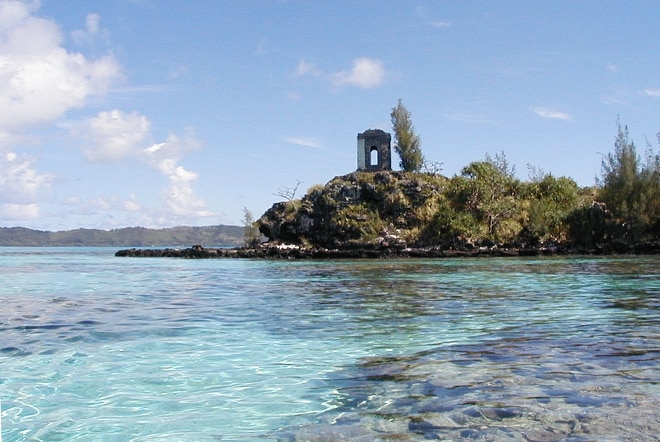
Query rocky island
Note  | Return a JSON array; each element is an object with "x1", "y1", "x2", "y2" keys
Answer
[{"x1": 117, "y1": 123, "x2": 659, "y2": 259}]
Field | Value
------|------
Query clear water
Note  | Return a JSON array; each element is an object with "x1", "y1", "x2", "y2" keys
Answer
[{"x1": 0, "y1": 248, "x2": 658, "y2": 441}]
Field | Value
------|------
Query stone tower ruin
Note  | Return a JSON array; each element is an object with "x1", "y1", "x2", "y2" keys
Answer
[{"x1": 357, "y1": 129, "x2": 391, "y2": 171}]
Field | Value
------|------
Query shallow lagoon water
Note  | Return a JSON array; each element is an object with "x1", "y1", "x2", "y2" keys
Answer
[{"x1": 0, "y1": 248, "x2": 658, "y2": 441}]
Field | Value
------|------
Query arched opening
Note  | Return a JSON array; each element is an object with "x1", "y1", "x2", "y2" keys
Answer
[{"x1": 370, "y1": 146, "x2": 379, "y2": 167}]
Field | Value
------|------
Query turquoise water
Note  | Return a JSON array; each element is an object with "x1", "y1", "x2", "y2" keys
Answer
[{"x1": 0, "y1": 248, "x2": 658, "y2": 441}]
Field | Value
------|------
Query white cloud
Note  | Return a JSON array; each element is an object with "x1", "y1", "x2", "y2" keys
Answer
[
  {"x1": 88, "y1": 196, "x2": 114, "y2": 211},
  {"x1": 0, "y1": 2, "x2": 211, "y2": 226},
  {"x1": 86, "y1": 13, "x2": 100, "y2": 35},
  {"x1": 71, "y1": 13, "x2": 101, "y2": 43},
  {"x1": 141, "y1": 132, "x2": 213, "y2": 218},
  {"x1": 533, "y1": 107, "x2": 572, "y2": 121},
  {"x1": 606, "y1": 63, "x2": 618, "y2": 73},
  {"x1": 332, "y1": 58, "x2": 385, "y2": 89},
  {"x1": 123, "y1": 194, "x2": 142, "y2": 212},
  {"x1": 292, "y1": 57, "x2": 385, "y2": 90},
  {"x1": 281, "y1": 136, "x2": 322, "y2": 149},
  {"x1": 0, "y1": 0, "x2": 118, "y2": 222},
  {"x1": 151, "y1": 157, "x2": 214, "y2": 217},
  {"x1": 0, "y1": 151, "x2": 51, "y2": 200},
  {"x1": 78, "y1": 111, "x2": 213, "y2": 219},
  {"x1": 295, "y1": 60, "x2": 322, "y2": 77},
  {"x1": 0, "y1": 151, "x2": 52, "y2": 219},
  {"x1": 143, "y1": 129, "x2": 201, "y2": 159},
  {"x1": 84, "y1": 109, "x2": 151, "y2": 162},
  {"x1": 145, "y1": 142, "x2": 165, "y2": 154},
  {"x1": 641, "y1": 89, "x2": 660, "y2": 97},
  {"x1": 0, "y1": 2, "x2": 120, "y2": 132},
  {"x1": 1, "y1": 202, "x2": 40, "y2": 220},
  {"x1": 167, "y1": 170, "x2": 208, "y2": 215}
]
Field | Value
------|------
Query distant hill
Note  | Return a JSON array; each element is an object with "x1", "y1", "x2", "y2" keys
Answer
[{"x1": 0, "y1": 225, "x2": 244, "y2": 247}]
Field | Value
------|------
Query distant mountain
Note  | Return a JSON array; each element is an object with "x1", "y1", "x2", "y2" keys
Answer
[{"x1": 0, "y1": 225, "x2": 244, "y2": 247}]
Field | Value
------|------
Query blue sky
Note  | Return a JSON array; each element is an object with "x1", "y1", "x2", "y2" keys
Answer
[{"x1": 1, "y1": 0, "x2": 659, "y2": 230}]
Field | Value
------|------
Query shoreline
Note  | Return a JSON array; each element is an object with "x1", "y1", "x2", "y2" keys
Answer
[{"x1": 115, "y1": 242, "x2": 660, "y2": 259}]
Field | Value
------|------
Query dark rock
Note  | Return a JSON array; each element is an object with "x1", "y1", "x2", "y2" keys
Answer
[{"x1": 460, "y1": 429, "x2": 481, "y2": 439}]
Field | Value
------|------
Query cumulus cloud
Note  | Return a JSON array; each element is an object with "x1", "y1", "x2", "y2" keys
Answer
[
  {"x1": 143, "y1": 128, "x2": 201, "y2": 159},
  {"x1": 533, "y1": 107, "x2": 571, "y2": 121},
  {"x1": 0, "y1": 1, "x2": 212, "y2": 226},
  {"x1": 0, "y1": 1, "x2": 120, "y2": 132},
  {"x1": 0, "y1": 1, "x2": 118, "y2": 222},
  {"x1": 84, "y1": 109, "x2": 150, "y2": 161},
  {"x1": 160, "y1": 162, "x2": 213, "y2": 217},
  {"x1": 2, "y1": 202, "x2": 40, "y2": 220},
  {"x1": 0, "y1": 151, "x2": 50, "y2": 200},
  {"x1": 291, "y1": 57, "x2": 386, "y2": 91},
  {"x1": 77, "y1": 110, "x2": 214, "y2": 219},
  {"x1": 332, "y1": 58, "x2": 385, "y2": 89},
  {"x1": 0, "y1": 151, "x2": 52, "y2": 220},
  {"x1": 142, "y1": 132, "x2": 213, "y2": 218}
]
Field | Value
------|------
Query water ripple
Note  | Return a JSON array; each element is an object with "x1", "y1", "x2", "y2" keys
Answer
[{"x1": 1, "y1": 251, "x2": 658, "y2": 440}]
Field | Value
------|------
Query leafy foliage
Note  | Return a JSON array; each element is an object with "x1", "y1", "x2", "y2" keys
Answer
[
  {"x1": 523, "y1": 174, "x2": 580, "y2": 242},
  {"x1": 242, "y1": 207, "x2": 261, "y2": 247},
  {"x1": 446, "y1": 154, "x2": 522, "y2": 243},
  {"x1": 391, "y1": 99, "x2": 424, "y2": 172},
  {"x1": 597, "y1": 120, "x2": 659, "y2": 241}
]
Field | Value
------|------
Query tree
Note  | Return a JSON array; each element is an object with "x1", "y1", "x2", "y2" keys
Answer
[
  {"x1": 273, "y1": 179, "x2": 303, "y2": 211},
  {"x1": 391, "y1": 99, "x2": 424, "y2": 172},
  {"x1": 598, "y1": 121, "x2": 640, "y2": 220},
  {"x1": 524, "y1": 173, "x2": 579, "y2": 242},
  {"x1": 597, "y1": 120, "x2": 659, "y2": 240},
  {"x1": 242, "y1": 206, "x2": 260, "y2": 247},
  {"x1": 447, "y1": 154, "x2": 522, "y2": 243},
  {"x1": 640, "y1": 135, "x2": 660, "y2": 232}
]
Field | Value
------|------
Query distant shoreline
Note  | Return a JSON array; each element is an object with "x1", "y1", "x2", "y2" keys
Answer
[{"x1": 0, "y1": 225, "x2": 243, "y2": 248}]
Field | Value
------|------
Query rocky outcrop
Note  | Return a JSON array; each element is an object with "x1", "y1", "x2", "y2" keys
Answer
[
  {"x1": 258, "y1": 171, "x2": 447, "y2": 249},
  {"x1": 116, "y1": 171, "x2": 660, "y2": 259}
]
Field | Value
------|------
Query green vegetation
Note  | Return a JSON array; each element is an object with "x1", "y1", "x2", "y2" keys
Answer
[
  {"x1": 242, "y1": 207, "x2": 260, "y2": 247},
  {"x1": 391, "y1": 99, "x2": 424, "y2": 172},
  {"x1": 259, "y1": 122, "x2": 659, "y2": 252},
  {"x1": 596, "y1": 120, "x2": 659, "y2": 243}
]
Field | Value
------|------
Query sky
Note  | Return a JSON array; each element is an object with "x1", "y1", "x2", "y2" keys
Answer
[{"x1": 1, "y1": 0, "x2": 659, "y2": 231}]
